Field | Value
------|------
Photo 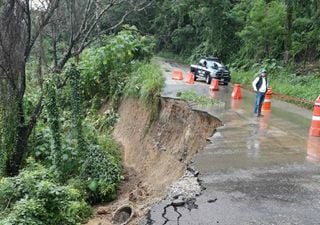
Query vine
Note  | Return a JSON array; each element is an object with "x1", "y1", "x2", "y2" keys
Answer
[
  {"x1": 44, "y1": 76, "x2": 61, "y2": 172},
  {"x1": 66, "y1": 64, "x2": 85, "y2": 156},
  {"x1": 0, "y1": 81, "x2": 18, "y2": 177}
]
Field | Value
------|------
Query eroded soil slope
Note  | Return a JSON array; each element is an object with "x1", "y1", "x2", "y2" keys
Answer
[{"x1": 87, "y1": 97, "x2": 221, "y2": 225}]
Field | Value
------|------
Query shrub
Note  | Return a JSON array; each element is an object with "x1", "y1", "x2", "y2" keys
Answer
[
  {"x1": 80, "y1": 144, "x2": 122, "y2": 204},
  {"x1": 79, "y1": 27, "x2": 155, "y2": 106},
  {"x1": 0, "y1": 160, "x2": 91, "y2": 225},
  {"x1": 125, "y1": 62, "x2": 165, "y2": 105}
]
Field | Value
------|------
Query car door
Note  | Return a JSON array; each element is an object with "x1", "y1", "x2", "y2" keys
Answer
[{"x1": 198, "y1": 59, "x2": 207, "y2": 78}]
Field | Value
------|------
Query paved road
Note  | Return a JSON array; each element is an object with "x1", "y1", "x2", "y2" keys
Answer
[{"x1": 147, "y1": 59, "x2": 320, "y2": 225}]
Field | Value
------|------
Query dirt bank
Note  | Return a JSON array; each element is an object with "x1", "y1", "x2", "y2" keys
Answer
[{"x1": 86, "y1": 97, "x2": 221, "y2": 225}]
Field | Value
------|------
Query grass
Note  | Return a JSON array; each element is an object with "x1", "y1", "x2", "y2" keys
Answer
[
  {"x1": 125, "y1": 62, "x2": 165, "y2": 122},
  {"x1": 177, "y1": 90, "x2": 224, "y2": 107},
  {"x1": 231, "y1": 69, "x2": 320, "y2": 108},
  {"x1": 125, "y1": 62, "x2": 165, "y2": 104}
]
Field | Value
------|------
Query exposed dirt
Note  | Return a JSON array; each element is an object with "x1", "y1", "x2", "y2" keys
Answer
[{"x1": 86, "y1": 97, "x2": 221, "y2": 225}]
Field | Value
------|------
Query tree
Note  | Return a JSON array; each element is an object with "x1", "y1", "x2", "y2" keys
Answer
[
  {"x1": 0, "y1": 0, "x2": 152, "y2": 176},
  {"x1": 238, "y1": 0, "x2": 286, "y2": 60}
]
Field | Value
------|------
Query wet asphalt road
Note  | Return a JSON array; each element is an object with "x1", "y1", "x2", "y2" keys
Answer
[{"x1": 146, "y1": 59, "x2": 320, "y2": 225}]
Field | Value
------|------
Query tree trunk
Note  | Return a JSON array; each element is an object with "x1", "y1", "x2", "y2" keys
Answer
[{"x1": 284, "y1": 0, "x2": 293, "y2": 64}]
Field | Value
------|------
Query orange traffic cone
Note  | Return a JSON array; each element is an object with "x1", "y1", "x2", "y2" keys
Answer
[
  {"x1": 209, "y1": 79, "x2": 219, "y2": 91},
  {"x1": 307, "y1": 136, "x2": 320, "y2": 162},
  {"x1": 231, "y1": 84, "x2": 242, "y2": 99},
  {"x1": 172, "y1": 69, "x2": 183, "y2": 80},
  {"x1": 262, "y1": 88, "x2": 272, "y2": 111},
  {"x1": 309, "y1": 96, "x2": 320, "y2": 136},
  {"x1": 185, "y1": 73, "x2": 195, "y2": 84}
]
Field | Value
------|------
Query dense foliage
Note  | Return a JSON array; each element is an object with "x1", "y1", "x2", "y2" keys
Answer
[
  {"x1": 0, "y1": 27, "x2": 159, "y2": 224},
  {"x1": 0, "y1": 160, "x2": 91, "y2": 225},
  {"x1": 80, "y1": 27, "x2": 155, "y2": 109},
  {"x1": 140, "y1": 0, "x2": 320, "y2": 66}
]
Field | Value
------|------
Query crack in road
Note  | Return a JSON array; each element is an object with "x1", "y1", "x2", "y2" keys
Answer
[
  {"x1": 145, "y1": 209, "x2": 155, "y2": 225},
  {"x1": 161, "y1": 203, "x2": 183, "y2": 225},
  {"x1": 160, "y1": 198, "x2": 199, "y2": 225}
]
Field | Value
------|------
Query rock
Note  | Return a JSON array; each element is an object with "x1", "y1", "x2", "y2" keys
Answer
[
  {"x1": 97, "y1": 208, "x2": 108, "y2": 215},
  {"x1": 172, "y1": 198, "x2": 185, "y2": 207},
  {"x1": 207, "y1": 198, "x2": 217, "y2": 203}
]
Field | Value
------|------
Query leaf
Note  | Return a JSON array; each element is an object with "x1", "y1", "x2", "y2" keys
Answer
[{"x1": 88, "y1": 180, "x2": 98, "y2": 192}]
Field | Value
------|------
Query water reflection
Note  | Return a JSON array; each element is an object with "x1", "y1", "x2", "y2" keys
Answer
[
  {"x1": 246, "y1": 112, "x2": 271, "y2": 158},
  {"x1": 231, "y1": 99, "x2": 242, "y2": 111},
  {"x1": 307, "y1": 136, "x2": 320, "y2": 162}
]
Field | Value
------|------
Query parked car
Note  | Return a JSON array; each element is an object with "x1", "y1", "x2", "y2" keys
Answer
[{"x1": 190, "y1": 57, "x2": 231, "y2": 85}]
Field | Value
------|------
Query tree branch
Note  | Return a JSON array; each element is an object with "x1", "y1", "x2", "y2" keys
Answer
[{"x1": 25, "y1": 0, "x2": 60, "y2": 60}]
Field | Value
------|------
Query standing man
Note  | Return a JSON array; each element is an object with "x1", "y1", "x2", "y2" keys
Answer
[{"x1": 252, "y1": 69, "x2": 268, "y2": 117}]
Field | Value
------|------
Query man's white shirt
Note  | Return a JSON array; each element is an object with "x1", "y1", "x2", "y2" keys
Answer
[{"x1": 252, "y1": 76, "x2": 267, "y2": 92}]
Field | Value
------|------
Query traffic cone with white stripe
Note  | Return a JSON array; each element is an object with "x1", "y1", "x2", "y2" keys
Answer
[
  {"x1": 309, "y1": 96, "x2": 320, "y2": 137},
  {"x1": 262, "y1": 88, "x2": 272, "y2": 111}
]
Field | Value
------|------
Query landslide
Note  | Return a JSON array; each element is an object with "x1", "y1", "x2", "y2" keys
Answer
[{"x1": 87, "y1": 97, "x2": 221, "y2": 225}]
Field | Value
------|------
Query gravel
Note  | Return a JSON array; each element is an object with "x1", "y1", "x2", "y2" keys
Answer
[{"x1": 165, "y1": 169, "x2": 202, "y2": 202}]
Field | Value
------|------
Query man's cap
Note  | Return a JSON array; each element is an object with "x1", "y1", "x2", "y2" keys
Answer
[{"x1": 260, "y1": 68, "x2": 267, "y2": 74}]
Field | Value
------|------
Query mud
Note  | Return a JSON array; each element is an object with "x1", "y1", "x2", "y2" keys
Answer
[{"x1": 86, "y1": 97, "x2": 221, "y2": 225}]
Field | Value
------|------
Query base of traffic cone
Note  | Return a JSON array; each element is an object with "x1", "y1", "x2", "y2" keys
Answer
[
  {"x1": 185, "y1": 73, "x2": 195, "y2": 84},
  {"x1": 307, "y1": 137, "x2": 320, "y2": 162},
  {"x1": 309, "y1": 127, "x2": 320, "y2": 137},
  {"x1": 209, "y1": 79, "x2": 219, "y2": 91},
  {"x1": 231, "y1": 84, "x2": 242, "y2": 99},
  {"x1": 172, "y1": 70, "x2": 183, "y2": 80}
]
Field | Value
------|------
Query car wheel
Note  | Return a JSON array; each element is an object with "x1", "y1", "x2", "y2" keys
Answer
[
  {"x1": 192, "y1": 70, "x2": 198, "y2": 81},
  {"x1": 205, "y1": 74, "x2": 211, "y2": 84}
]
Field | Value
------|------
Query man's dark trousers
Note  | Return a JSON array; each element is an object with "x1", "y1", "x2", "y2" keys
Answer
[{"x1": 254, "y1": 92, "x2": 265, "y2": 116}]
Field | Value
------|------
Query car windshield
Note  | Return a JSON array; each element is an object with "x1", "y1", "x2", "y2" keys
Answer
[{"x1": 206, "y1": 60, "x2": 224, "y2": 68}]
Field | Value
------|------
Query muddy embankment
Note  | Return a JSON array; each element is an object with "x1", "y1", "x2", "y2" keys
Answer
[{"x1": 87, "y1": 97, "x2": 221, "y2": 225}]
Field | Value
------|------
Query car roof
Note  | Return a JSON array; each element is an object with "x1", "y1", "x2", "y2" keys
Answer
[{"x1": 205, "y1": 56, "x2": 219, "y2": 61}]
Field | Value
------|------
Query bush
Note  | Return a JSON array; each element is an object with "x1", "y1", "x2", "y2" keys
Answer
[
  {"x1": 80, "y1": 144, "x2": 122, "y2": 204},
  {"x1": 125, "y1": 62, "x2": 165, "y2": 105},
  {"x1": 124, "y1": 62, "x2": 165, "y2": 122},
  {"x1": 79, "y1": 26, "x2": 155, "y2": 107},
  {"x1": 0, "y1": 160, "x2": 91, "y2": 225}
]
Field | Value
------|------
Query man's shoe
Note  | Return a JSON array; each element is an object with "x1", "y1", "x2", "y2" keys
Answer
[{"x1": 256, "y1": 114, "x2": 264, "y2": 117}]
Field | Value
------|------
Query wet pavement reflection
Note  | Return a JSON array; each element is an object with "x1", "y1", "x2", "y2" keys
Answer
[{"x1": 149, "y1": 59, "x2": 320, "y2": 225}]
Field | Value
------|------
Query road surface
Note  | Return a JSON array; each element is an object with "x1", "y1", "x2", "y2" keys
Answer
[{"x1": 145, "y1": 58, "x2": 320, "y2": 225}]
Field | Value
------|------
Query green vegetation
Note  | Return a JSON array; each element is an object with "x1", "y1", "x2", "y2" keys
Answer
[
  {"x1": 2, "y1": 0, "x2": 320, "y2": 224},
  {"x1": 0, "y1": 27, "x2": 158, "y2": 224},
  {"x1": 0, "y1": 160, "x2": 91, "y2": 225},
  {"x1": 177, "y1": 91, "x2": 225, "y2": 107},
  {"x1": 125, "y1": 63, "x2": 164, "y2": 104},
  {"x1": 79, "y1": 27, "x2": 155, "y2": 109},
  {"x1": 231, "y1": 59, "x2": 320, "y2": 107},
  {"x1": 125, "y1": 62, "x2": 165, "y2": 122},
  {"x1": 130, "y1": 0, "x2": 320, "y2": 103}
]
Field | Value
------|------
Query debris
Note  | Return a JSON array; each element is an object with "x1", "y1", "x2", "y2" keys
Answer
[
  {"x1": 207, "y1": 198, "x2": 218, "y2": 203},
  {"x1": 112, "y1": 205, "x2": 134, "y2": 225}
]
